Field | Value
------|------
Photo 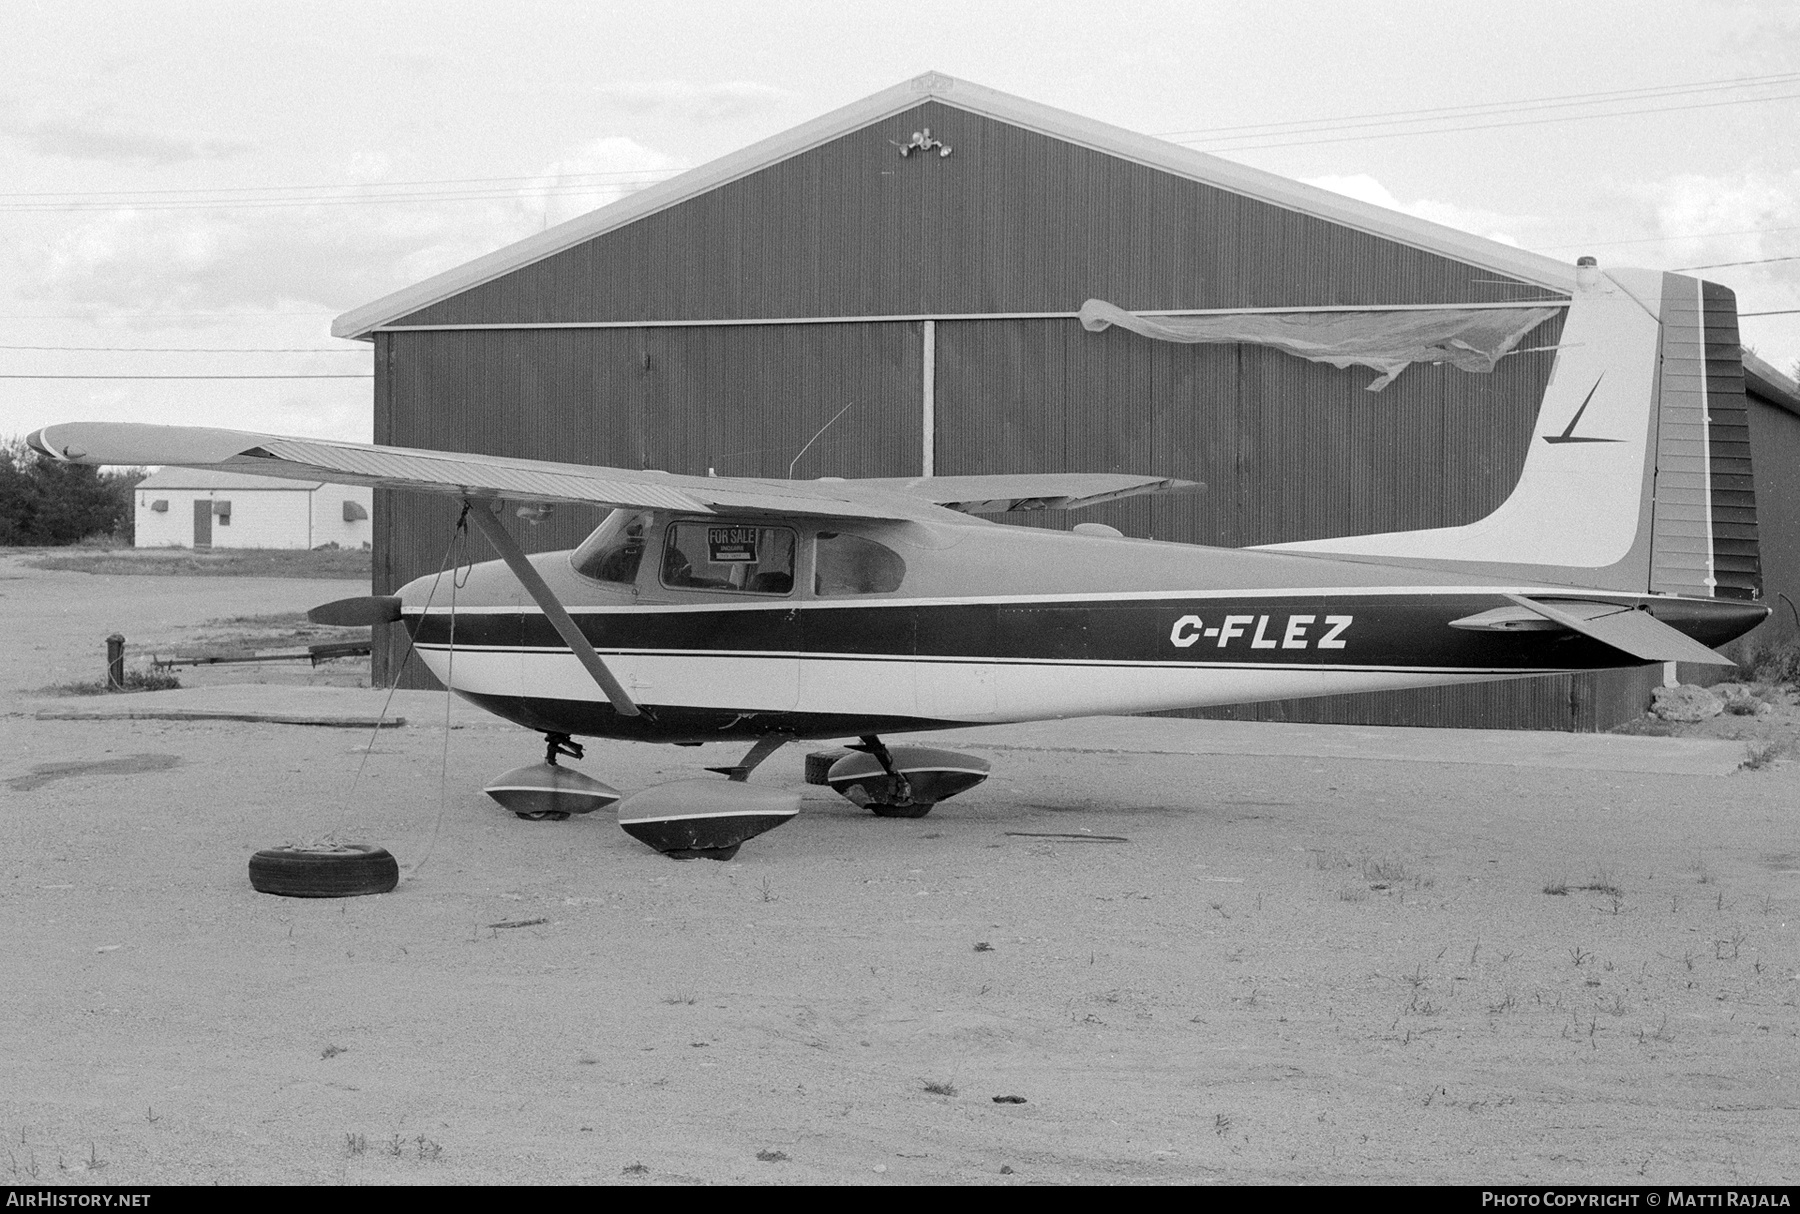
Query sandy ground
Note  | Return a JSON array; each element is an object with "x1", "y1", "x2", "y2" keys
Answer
[{"x1": 2, "y1": 552, "x2": 1797, "y2": 1186}]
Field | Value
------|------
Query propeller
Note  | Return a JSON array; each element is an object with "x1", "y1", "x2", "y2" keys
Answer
[{"x1": 308, "y1": 595, "x2": 403, "y2": 626}]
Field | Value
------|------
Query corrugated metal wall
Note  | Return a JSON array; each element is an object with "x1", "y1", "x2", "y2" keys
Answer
[
  {"x1": 1740, "y1": 391, "x2": 1800, "y2": 644},
  {"x1": 373, "y1": 99, "x2": 1673, "y2": 728},
  {"x1": 373, "y1": 322, "x2": 923, "y2": 679},
  {"x1": 391, "y1": 102, "x2": 1562, "y2": 326}
]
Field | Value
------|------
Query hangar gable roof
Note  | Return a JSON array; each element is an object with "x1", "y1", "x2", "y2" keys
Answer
[{"x1": 334, "y1": 71, "x2": 1578, "y2": 339}]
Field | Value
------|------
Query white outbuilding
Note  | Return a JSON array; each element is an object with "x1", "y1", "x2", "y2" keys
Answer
[{"x1": 134, "y1": 468, "x2": 372, "y2": 550}]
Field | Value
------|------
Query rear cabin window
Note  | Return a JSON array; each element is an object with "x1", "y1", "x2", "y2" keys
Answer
[
  {"x1": 814, "y1": 532, "x2": 905, "y2": 595},
  {"x1": 661, "y1": 522, "x2": 796, "y2": 595},
  {"x1": 570, "y1": 509, "x2": 652, "y2": 585}
]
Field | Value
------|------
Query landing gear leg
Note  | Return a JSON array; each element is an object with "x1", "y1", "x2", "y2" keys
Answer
[
  {"x1": 543, "y1": 732, "x2": 583, "y2": 767},
  {"x1": 512, "y1": 733, "x2": 587, "y2": 819},
  {"x1": 814, "y1": 737, "x2": 991, "y2": 817},
  {"x1": 484, "y1": 732, "x2": 619, "y2": 820},
  {"x1": 704, "y1": 736, "x2": 790, "y2": 782},
  {"x1": 848, "y1": 735, "x2": 932, "y2": 818}
]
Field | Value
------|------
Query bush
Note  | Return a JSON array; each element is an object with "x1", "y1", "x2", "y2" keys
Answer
[
  {"x1": 1734, "y1": 631, "x2": 1800, "y2": 686},
  {"x1": 0, "y1": 436, "x2": 143, "y2": 546}
]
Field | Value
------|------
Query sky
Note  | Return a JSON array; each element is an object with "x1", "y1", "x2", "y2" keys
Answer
[{"x1": 3, "y1": 0, "x2": 1797, "y2": 444}]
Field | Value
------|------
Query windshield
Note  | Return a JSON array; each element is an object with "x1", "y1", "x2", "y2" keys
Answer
[{"x1": 570, "y1": 509, "x2": 652, "y2": 584}]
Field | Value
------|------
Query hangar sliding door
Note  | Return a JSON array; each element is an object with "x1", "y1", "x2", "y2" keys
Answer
[{"x1": 373, "y1": 322, "x2": 924, "y2": 687}]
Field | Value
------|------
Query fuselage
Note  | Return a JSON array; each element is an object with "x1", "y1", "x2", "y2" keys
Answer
[{"x1": 398, "y1": 513, "x2": 1767, "y2": 744}]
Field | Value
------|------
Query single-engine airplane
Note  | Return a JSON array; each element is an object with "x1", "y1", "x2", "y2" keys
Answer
[{"x1": 28, "y1": 268, "x2": 1768, "y2": 859}]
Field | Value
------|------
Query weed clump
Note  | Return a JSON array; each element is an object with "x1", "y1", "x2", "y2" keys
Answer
[{"x1": 51, "y1": 667, "x2": 181, "y2": 696}]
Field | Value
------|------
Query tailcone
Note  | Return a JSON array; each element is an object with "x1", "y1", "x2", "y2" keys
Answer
[{"x1": 1648, "y1": 597, "x2": 1771, "y2": 651}]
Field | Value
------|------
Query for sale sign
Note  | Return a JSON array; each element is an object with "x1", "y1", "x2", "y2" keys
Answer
[{"x1": 707, "y1": 526, "x2": 758, "y2": 564}]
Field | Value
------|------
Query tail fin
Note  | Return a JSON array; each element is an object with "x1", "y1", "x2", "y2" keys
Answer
[{"x1": 1258, "y1": 268, "x2": 1762, "y2": 599}]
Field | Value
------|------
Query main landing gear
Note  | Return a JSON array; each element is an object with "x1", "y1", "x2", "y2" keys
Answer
[
  {"x1": 616, "y1": 737, "x2": 799, "y2": 861},
  {"x1": 811, "y1": 735, "x2": 991, "y2": 818},
  {"x1": 482, "y1": 731, "x2": 991, "y2": 860}
]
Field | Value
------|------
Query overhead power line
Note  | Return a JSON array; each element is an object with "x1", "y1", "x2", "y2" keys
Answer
[
  {"x1": 0, "y1": 344, "x2": 364, "y2": 352},
  {"x1": 6, "y1": 70, "x2": 1797, "y2": 216},
  {"x1": 0, "y1": 164, "x2": 676, "y2": 200},
  {"x1": 0, "y1": 373, "x2": 373, "y2": 380},
  {"x1": 1178, "y1": 89, "x2": 1800, "y2": 152},
  {"x1": 0, "y1": 178, "x2": 675, "y2": 213},
  {"x1": 1670, "y1": 254, "x2": 1800, "y2": 271},
  {"x1": 1155, "y1": 70, "x2": 1800, "y2": 140},
  {"x1": 1538, "y1": 223, "x2": 1800, "y2": 252}
]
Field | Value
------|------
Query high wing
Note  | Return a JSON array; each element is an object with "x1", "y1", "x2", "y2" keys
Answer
[
  {"x1": 850, "y1": 473, "x2": 1201, "y2": 514},
  {"x1": 27, "y1": 423, "x2": 1198, "y2": 520}
]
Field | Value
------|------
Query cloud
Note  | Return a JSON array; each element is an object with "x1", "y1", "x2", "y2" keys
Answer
[
  {"x1": 584, "y1": 79, "x2": 797, "y2": 123},
  {"x1": 1627, "y1": 170, "x2": 1800, "y2": 373},
  {"x1": 11, "y1": 136, "x2": 683, "y2": 318},
  {"x1": 1302, "y1": 173, "x2": 1537, "y2": 248},
  {"x1": 5, "y1": 114, "x2": 250, "y2": 165},
  {"x1": 511, "y1": 135, "x2": 684, "y2": 231},
  {"x1": 1628, "y1": 171, "x2": 1800, "y2": 263}
]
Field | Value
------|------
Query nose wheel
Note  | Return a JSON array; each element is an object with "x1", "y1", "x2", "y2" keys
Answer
[{"x1": 484, "y1": 733, "x2": 621, "y2": 820}]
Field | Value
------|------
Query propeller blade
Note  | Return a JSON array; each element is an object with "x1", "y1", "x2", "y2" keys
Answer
[{"x1": 308, "y1": 595, "x2": 402, "y2": 626}]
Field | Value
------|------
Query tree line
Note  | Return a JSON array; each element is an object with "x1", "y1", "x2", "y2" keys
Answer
[{"x1": 0, "y1": 437, "x2": 143, "y2": 546}]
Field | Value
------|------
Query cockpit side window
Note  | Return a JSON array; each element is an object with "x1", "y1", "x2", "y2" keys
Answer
[
  {"x1": 660, "y1": 522, "x2": 796, "y2": 595},
  {"x1": 570, "y1": 509, "x2": 652, "y2": 585},
  {"x1": 814, "y1": 532, "x2": 906, "y2": 596}
]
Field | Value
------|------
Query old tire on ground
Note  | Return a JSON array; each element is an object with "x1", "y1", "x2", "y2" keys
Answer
[{"x1": 248, "y1": 844, "x2": 399, "y2": 898}]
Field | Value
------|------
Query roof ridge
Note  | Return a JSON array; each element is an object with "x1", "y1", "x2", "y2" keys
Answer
[{"x1": 333, "y1": 70, "x2": 1576, "y2": 339}]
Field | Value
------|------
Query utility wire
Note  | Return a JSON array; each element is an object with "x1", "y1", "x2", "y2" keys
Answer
[
  {"x1": 0, "y1": 180, "x2": 672, "y2": 213},
  {"x1": 1670, "y1": 255, "x2": 1800, "y2": 271},
  {"x1": 0, "y1": 373, "x2": 372, "y2": 379},
  {"x1": 0, "y1": 164, "x2": 678, "y2": 200},
  {"x1": 9, "y1": 72, "x2": 1799, "y2": 215},
  {"x1": 1179, "y1": 90, "x2": 1800, "y2": 152},
  {"x1": 1538, "y1": 223, "x2": 1800, "y2": 252},
  {"x1": 1155, "y1": 70, "x2": 1800, "y2": 140},
  {"x1": 0, "y1": 343, "x2": 364, "y2": 352}
]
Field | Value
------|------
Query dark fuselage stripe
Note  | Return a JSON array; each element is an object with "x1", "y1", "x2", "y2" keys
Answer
[{"x1": 404, "y1": 592, "x2": 1721, "y2": 673}]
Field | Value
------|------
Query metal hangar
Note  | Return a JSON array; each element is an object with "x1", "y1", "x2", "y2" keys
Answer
[{"x1": 334, "y1": 71, "x2": 1798, "y2": 730}]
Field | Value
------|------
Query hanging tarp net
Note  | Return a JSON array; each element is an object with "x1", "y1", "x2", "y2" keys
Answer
[{"x1": 1078, "y1": 299, "x2": 1563, "y2": 391}]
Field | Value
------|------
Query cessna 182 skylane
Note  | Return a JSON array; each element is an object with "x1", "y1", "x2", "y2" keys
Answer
[{"x1": 28, "y1": 268, "x2": 1768, "y2": 859}]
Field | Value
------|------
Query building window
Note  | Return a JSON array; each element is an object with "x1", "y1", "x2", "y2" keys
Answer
[
  {"x1": 150, "y1": 499, "x2": 169, "y2": 513},
  {"x1": 343, "y1": 500, "x2": 368, "y2": 521}
]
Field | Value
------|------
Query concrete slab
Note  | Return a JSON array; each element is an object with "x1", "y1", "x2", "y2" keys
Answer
[
  {"x1": 909, "y1": 715, "x2": 1751, "y2": 776},
  {"x1": 26, "y1": 684, "x2": 435, "y2": 728},
  {"x1": 22, "y1": 682, "x2": 1754, "y2": 775}
]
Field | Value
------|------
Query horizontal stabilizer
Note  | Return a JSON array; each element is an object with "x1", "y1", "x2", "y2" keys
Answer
[{"x1": 1504, "y1": 595, "x2": 1734, "y2": 666}]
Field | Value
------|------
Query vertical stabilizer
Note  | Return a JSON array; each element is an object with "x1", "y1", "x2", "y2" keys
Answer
[{"x1": 1257, "y1": 268, "x2": 1761, "y2": 598}]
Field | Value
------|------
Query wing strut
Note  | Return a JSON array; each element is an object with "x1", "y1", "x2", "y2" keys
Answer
[{"x1": 464, "y1": 499, "x2": 642, "y2": 717}]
